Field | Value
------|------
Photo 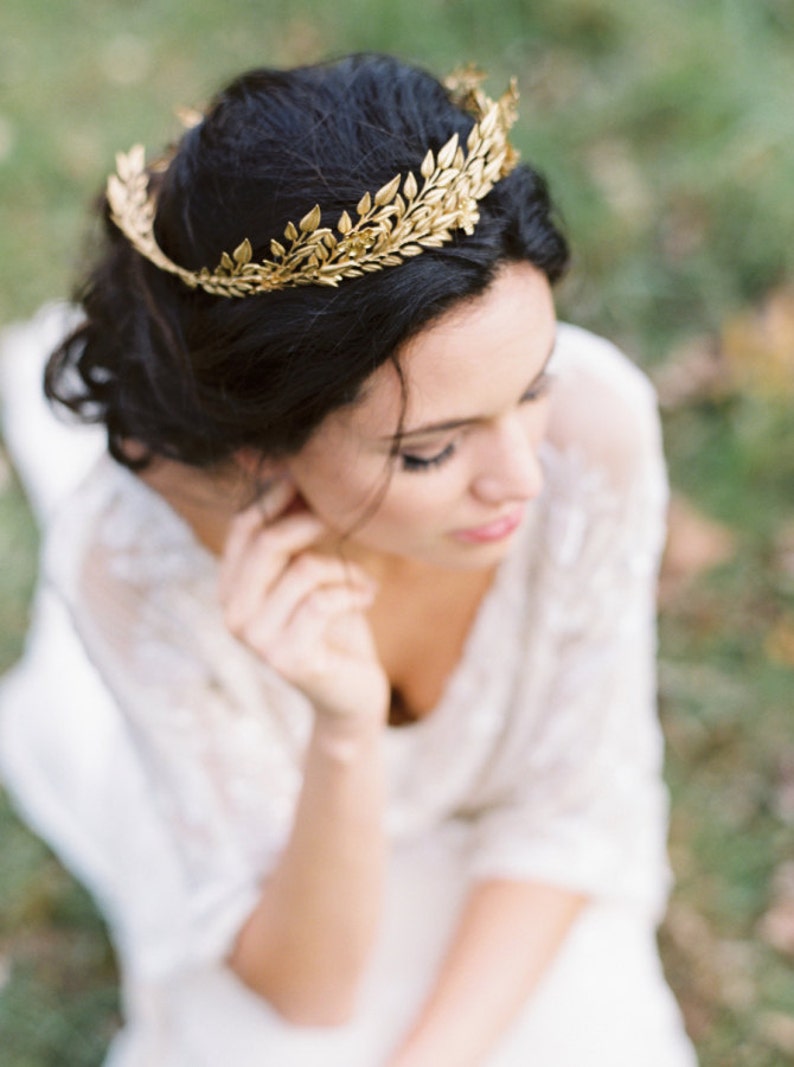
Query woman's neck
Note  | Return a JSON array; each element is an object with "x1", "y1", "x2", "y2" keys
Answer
[{"x1": 136, "y1": 457, "x2": 245, "y2": 556}]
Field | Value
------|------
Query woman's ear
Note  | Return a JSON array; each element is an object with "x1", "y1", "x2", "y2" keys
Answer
[
  {"x1": 232, "y1": 448, "x2": 296, "y2": 506},
  {"x1": 233, "y1": 447, "x2": 286, "y2": 481}
]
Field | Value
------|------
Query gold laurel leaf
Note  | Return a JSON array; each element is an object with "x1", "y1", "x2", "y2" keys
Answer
[
  {"x1": 437, "y1": 133, "x2": 460, "y2": 169},
  {"x1": 434, "y1": 213, "x2": 460, "y2": 229},
  {"x1": 453, "y1": 147, "x2": 465, "y2": 169},
  {"x1": 401, "y1": 244, "x2": 424, "y2": 256},
  {"x1": 115, "y1": 153, "x2": 131, "y2": 183},
  {"x1": 107, "y1": 174, "x2": 123, "y2": 207},
  {"x1": 403, "y1": 172, "x2": 418, "y2": 200},
  {"x1": 124, "y1": 145, "x2": 144, "y2": 181},
  {"x1": 299, "y1": 205, "x2": 322, "y2": 233},
  {"x1": 468, "y1": 158, "x2": 485, "y2": 182},
  {"x1": 270, "y1": 239, "x2": 286, "y2": 258},
  {"x1": 479, "y1": 106, "x2": 498, "y2": 136},
  {"x1": 357, "y1": 191, "x2": 372, "y2": 216},
  {"x1": 374, "y1": 174, "x2": 402, "y2": 207},
  {"x1": 337, "y1": 210, "x2": 353, "y2": 234},
  {"x1": 233, "y1": 239, "x2": 252, "y2": 266},
  {"x1": 420, "y1": 151, "x2": 435, "y2": 178},
  {"x1": 220, "y1": 252, "x2": 234, "y2": 271},
  {"x1": 284, "y1": 221, "x2": 299, "y2": 242},
  {"x1": 482, "y1": 159, "x2": 503, "y2": 183}
]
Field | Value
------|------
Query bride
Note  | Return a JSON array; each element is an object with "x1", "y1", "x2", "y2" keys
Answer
[{"x1": 0, "y1": 54, "x2": 697, "y2": 1065}]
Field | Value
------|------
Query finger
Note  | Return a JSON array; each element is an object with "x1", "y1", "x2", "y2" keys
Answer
[
  {"x1": 255, "y1": 584, "x2": 376, "y2": 673},
  {"x1": 254, "y1": 477, "x2": 297, "y2": 523},
  {"x1": 218, "y1": 504, "x2": 325, "y2": 602},
  {"x1": 226, "y1": 552, "x2": 373, "y2": 639},
  {"x1": 218, "y1": 479, "x2": 302, "y2": 596}
]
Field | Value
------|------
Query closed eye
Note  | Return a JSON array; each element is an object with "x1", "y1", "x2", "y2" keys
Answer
[
  {"x1": 399, "y1": 441, "x2": 457, "y2": 472},
  {"x1": 399, "y1": 371, "x2": 554, "y2": 474},
  {"x1": 520, "y1": 371, "x2": 553, "y2": 403}
]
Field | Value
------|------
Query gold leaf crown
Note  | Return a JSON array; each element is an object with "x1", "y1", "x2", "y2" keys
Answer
[{"x1": 106, "y1": 72, "x2": 520, "y2": 297}]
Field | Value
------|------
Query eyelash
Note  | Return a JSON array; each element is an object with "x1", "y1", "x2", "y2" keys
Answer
[
  {"x1": 400, "y1": 443, "x2": 456, "y2": 472},
  {"x1": 399, "y1": 373, "x2": 553, "y2": 474}
]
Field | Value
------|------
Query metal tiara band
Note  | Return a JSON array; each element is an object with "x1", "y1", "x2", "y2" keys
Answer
[{"x1": 106, "y1": 72, "x2": 520, "y2": 297}]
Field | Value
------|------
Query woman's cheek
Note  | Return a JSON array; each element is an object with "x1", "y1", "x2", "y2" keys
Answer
[{"x1": 380, "y1": 467, "x2": 469, "y2": 522}]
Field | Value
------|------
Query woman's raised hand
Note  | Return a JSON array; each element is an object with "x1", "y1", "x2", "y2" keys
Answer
[{"x1": 218, "y1": 480, "x2": 390, "y2": 727}]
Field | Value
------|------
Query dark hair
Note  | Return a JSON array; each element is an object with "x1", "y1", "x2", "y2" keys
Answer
[{"x1": 46, "y1": 54, "x2": 569, "y2": 471}]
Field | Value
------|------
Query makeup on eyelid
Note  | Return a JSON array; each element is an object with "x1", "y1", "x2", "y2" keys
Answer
[{"x1": 398, "y1": 371, "x2": 554, "y2": 474}]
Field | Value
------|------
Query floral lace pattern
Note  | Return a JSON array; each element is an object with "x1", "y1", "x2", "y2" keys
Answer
[{"x1": 43, "y1": 322, "x2": 673, "y2": 974}]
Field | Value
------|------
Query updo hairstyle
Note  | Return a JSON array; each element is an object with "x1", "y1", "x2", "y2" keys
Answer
[{"x1": 46, "y1": 54, "x2": 570, "y2": 471}]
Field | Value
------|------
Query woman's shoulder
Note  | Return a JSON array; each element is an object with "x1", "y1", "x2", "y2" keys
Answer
[
  {"x1": 545, "y1": 323, "x2": 664, "y2": 496},
  {"x1": 0, "y1": 302, "x2": 104, "y2": 523},
  {"x1": 44, "y1": 454, "x2": 212, "y2": 621}
]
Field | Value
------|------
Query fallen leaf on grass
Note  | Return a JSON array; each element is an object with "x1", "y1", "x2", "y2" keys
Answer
[
  {"x1": 659, "y1": 494, "x2": 737, "y2": 604},
  {"x1": 722, "y1": 286, "x2": 794, "y2": 398},
  {"x1": 715, "y1": 939, "x2": 758, "y2": 1011},
  {"x1": 764, "y1": 617, "x2": 794, "y2": 667},
  {"x1": 661, "y1": 901, "x2": 722, "y2": 1038},
  {"x1": 758, "y1": 898, "x2": 794, "y2": 957},
  {"x1": 654, "y1": 285, "x2": 794, "y2": 409},
  {"x1": 757, "y1": 862, "x2": 794, "y2": 957},
  {"x1": 662, "y1": 901, "x2": 760, "y2": 1034},
  {"x1": 757, "y1": 1012, "x2": 794, "y2": 1055},
  {"x1": 653, "y1": 337, "x2": 734, "y2": 408}
]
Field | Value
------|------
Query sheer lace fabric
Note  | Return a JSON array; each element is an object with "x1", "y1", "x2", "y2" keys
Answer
[{"x1": 0, "y1": 313, "x2": 696, "y2": 1065}]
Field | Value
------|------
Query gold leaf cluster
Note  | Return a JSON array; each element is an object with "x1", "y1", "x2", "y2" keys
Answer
[{"x1": 106, "y1": 78, "x2": 520, "y2": 298}]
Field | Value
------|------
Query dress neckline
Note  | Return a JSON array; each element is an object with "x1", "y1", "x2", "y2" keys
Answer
[
  {"x1": 382, "y1": 504, "x2": 538, "y2": 738},
  {"x1": 103, "y1": 457, "x2": 539, "y2": 740}
]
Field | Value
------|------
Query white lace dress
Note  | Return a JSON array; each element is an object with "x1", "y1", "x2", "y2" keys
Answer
[{"x1": 0, "y1": 307, "x2": 697, "y2": 1066}]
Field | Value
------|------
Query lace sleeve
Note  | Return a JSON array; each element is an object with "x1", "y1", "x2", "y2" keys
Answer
[
  {"x1": 466, "y1": 333, "x2": 672, "y2": 915},
  {"x1": 43, "y1": 466, "x2": 310, "y2": 978}
]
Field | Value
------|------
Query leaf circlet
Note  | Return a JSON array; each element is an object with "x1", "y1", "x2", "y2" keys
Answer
[{"x1": 105, "y1": 75, "x2": 520, "y2": 296}]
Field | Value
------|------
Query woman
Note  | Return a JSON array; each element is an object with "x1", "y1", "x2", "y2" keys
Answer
[{"x1": 0, "y1": 55, "x2": 697, "y2": 1065}]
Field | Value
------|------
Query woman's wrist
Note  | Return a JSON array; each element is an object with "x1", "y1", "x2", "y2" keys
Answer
[{"x1": 311, "y1": 706, "x2": 386, "y2": 763}]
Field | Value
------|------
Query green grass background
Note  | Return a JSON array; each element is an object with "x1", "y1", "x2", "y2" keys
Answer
[{"x1": 1, "y1": 1, "x2": 793, "y2": 1063}]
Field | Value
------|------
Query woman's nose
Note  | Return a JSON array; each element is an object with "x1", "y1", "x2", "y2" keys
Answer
[{"x1": 470, "y1": 415, "x2": 545, "y2": 505}]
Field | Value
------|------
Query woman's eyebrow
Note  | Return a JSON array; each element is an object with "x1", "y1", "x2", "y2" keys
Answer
[{"x1": 383, "y1": 335, "x2": 557, "y2": 443}]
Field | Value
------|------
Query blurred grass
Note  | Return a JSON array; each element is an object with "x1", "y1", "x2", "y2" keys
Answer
[{"x1": 1, "y1": 1, "x2": 793, "y2": 1063}]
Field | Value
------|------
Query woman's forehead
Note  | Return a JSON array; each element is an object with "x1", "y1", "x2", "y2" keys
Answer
[{"x1": 345, "y1": 263, "x2": 557, "y2": 438}]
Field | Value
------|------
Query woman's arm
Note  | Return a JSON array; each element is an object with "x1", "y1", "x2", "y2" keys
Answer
[
  {"x1": 229, "y1": 713, "x2": 387, "y2": 1025},
  {"x1": 386, "y1": 880, "x2": 586, "y2": 1067},
  {"x1": 220, "y1": 486, "x2": 391, "y2": 1024}
]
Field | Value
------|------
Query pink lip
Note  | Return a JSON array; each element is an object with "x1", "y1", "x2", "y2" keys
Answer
[{"x1": 451, "y1": 507, "x2": 525, "y2": 544}]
